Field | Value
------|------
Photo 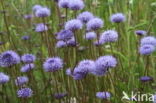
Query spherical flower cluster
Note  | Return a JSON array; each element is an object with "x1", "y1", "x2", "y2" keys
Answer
[
  {"x1": 140, "y1": 36, "x2": 156, "y2": 46},
  {"x1": 87, "y1": 18, "x2": 104, "y2": 31},
  {"x1": 77, "y1": 11, "x2": 94, "y2": 23},
  {"x1": 20, "y1": 63, "x2": 35, "y2": 73},
  {"x1": 67, "y1": 37, "x2": 77, "y2": 47},
  {"x1": 96, "y1": 92, "x2": 111, "y2": 99},
  {"x1": 56, "y1": 30, "x2": 73, "y2": 41},
  {"x1": 110, "y1": 13, "x2": 126, "y2": 23},
  {"x1": 35, "y1": 23, "x2": 48, "y2": 32},
  {"x1": 0, "y1": 72, "x2": 10, "y2": 84},
  {"x1": 15, "y1": 76, "x2": 29, "y2": 86},
  {"x1": 17, "y1": 88, "x2": 33, "y2": 98},
  {"x1": 21, "y1": 54, "x2": 36, "y2": 63},
  {"x1": 72, "y1": 60, "x2": 96, "y2": 80},
  {"x1": 0, "y1": 50, "x2": 20, "y2": 67},
  {"x1": 135, "y1": 30, "x2": 147, "y2": 36},
  {"x1": 58, "y1": 0, "x2": 70, "y2": 8},
  {"x1": 32, "y1": 5, "x2": 42, "y2": 12},
  {"x1": 43, "y1": 57, "x2": 63, "y2": 72},
  {"x1": 68, "y1": 0, "x2": 84, "y2": 10},
  {"x1": 100, "y1": 30, "x2": 118, "y2": 43},
  {"x1": 94, "y1": 55, "x2": 117, "y2": 76},
  {"x1": 65, "y1": 19, "x2": 83, "y2": 31},
  {"x1": 139, "y1": 76, "x2": 153, "y2": 82},
  {"x1": 66, "y1": 68, "x2": 72, "y2": 76},
  {"x1": 85, "y1": 32, "x2": 96, "y2": 40},
  {"x1": 35, "y1": 7, "x2": 51, "y2": 17},
  {"x1": 139, "y1": 44, "x2": 155, "y2": 55},
  {"x1": 56, "y1": 41, "x2": 67, "y2": 48}
]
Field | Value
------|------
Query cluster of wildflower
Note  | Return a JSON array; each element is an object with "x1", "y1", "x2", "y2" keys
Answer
[{"x1": 139, "y1": 36, "x2": 156, "y2": 55}]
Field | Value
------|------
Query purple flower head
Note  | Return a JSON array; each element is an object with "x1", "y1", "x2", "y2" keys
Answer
[
  {"x1": 135, "y1": 30, "x2": 147, "y2": 36},
  {"x1": 32, "y1": 5, "x2": 42, "y2": 12},
  {"x1": 84, "y1": 32, "x2": 96, "y2": 40},
  {"x1": 139, "y1": 44, "x2": 155, "y2": 55},
  {"x1": 21, "y1": 35, "x2": 30, "y2": 40},
  {"x1": 65, "y1": 19, "x2": 83, "y2": 31},
  {"x1": 20, "y1": 63, "x2": 35, "y2": 73},
  {"x1": 77, "y1": 11, "x2": 94, "y2": 23},
  {"x1": 0, "y1": 50, "x2": 20, "y2": 67},
  {"x1": 110, "y1": 13, "x2": 126, "y2": 23},
  {"x1": 17, "y1": 88, "x2": 33, "y2": 98},
  {"x1": 15, "y1": 76, "x2": 29, "y2": 86},
  {"x1": 21, "y1": 54, "x2": 36, "y2": 63},
  {"x1": 56, "y1": 41, "x2": 67, "y2": 48},
  {"x1": 35, "y1": 23, "x2": 48, "y2": 32},
  {"x1": 56, "y1": 30, "x2": 73, "y2": 41},
  {"x1": 72, "y1": 67, "x2": 87, "y2": 80},
  {"x1": 0, "y1": 72, "x2": 9, "y2": 84},
  {"x1": 43, "y1": 57, "x2": 63, "y2": 72},
  {"x1": 35, "y1": 7, "x2": 51, "y2": 17},
  {"x1": 69, "y1": 0, "x2": 84, "y2": 10},
  {"x1": 54, "y1": 93, "x2": 68, "y2": 99},
  {"x1": 93, "y1": 55, "x2": 117, "y2": 76},
  {"x1": 96, "y1": 92, "x2": 111, "y2": 99},
  {"x1": 100, "y1": 30, "x2": 118, "y2": 43},
  {"x1": 87, "y1": 18, "x2": 104, "y2": 31},
  {"x1": 66, "y1": 68, "x2": 72, "y2": 76},
  {"x1": 24, "y1": 14, "x2": 33, "y2": 19},
  {"x1": 67, "y1": 37, "x2": 77, "y2": 47},
  {"x1": 58, "y1": 0, "x2": 70, "y2": 8},
  {"x1": 140, "y1": 36, "x2": 156, "y2": 46},
  {"x1": 140, "y1": 76, "x2": 153, "y2": 82}
]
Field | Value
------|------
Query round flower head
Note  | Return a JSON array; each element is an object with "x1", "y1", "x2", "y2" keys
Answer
[
  {"x1": 67, "y1": 37, "x2": 77, "y2": 47},
  {"x1": 86, "y1": 32, "x2": 97, "y2": 40},
  {"x1": 58, "y1": 0, "x2": 70, "y2": 8},
  {"x1": 96, "y1": 92, "x2": 111, "y2": 99},
  {"x1": 21, "y1": 54, "x2": 36, "y2": 63},
  {"x1": 110, "y1": 13, "x2": 126, "y2": 23},
  {"x1": 100, "y1": 30, "x2": 118, "y2": 43},
  {"x1": 139, "y1": 44, "x2": 155, "y2": 55},
  {"x1": 87, "y1": 18, "x2": 104, "y2": 31},
  {"x1": 93, "y1": 40, "x2": 104, "y2": 46},
  {"x1": 154, "y1": 95, "x2": 156, "y2": 103},
  {"x1": 56, "y1": 30, "x2": 73, "y2": 41},
  {"x1": 77, "y1": 11, "x2": 94, "y2": 23},
  {"x1": 0, "y1": 50, "x2": 20, "y2": 67},
  {"x1": 66, "y1": 68, "x2": 72, "y2": 76},
  {"x1": 20, "y1": 63, "x2": 35, "y2": 73},
  {"x1": 140, "y1": 36, "x2": 156, "y2": 46},
  {"x1": 17, "y1": 88, "x2": 33, "y2": 98},
  {"x1": 35, "y1": 23, "x2": 48, "y2": 32},
  {"x1": 77, "y1": 60, "x2": 96, "y2": 73},
  {"x1": 96, "y1": 55, "x2": 117, "y2": 68},
  {"x1": 140, "y1": 76, "x2": 153, "y2": 82},
  {"x1": 135, "y1": 30, "x2": 147, "y2": 36},
  {"x1": 35, "y1": 7, "x2": 51, "y2": 17},
  {"x1": 0, "y1": 72, "x2": 10, "y2": 84},
  {"x1": 32, "y1": 5, "x2": 42, "y2": 12},
  {"x1": 54, "y1": 93, "x2": 68, "y2": 99},
  {"x1": 69, "y1": 0, "x2": 84, "y2": 10},
  {"x1": 15, "y1": 76, "x2": 29, "y2": 86},
  {"x1": 72, "y1": 67, "x2": 87, "y2": 80},
  {"x1": 84, "y1": 32, "x2": 96, "y2": 40},
  {"x1": 43, "y1": 57, "x2": 63, "y2": 72},
  {"x1": 56, "y1": 41, "x2": 67, "y2": 48},
  {"x1": 21, "y1": 35, "x2": 30, "y2": 40},
  {"x1": 65, "y1": 19, "x2": 83, "y2": 31}
]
